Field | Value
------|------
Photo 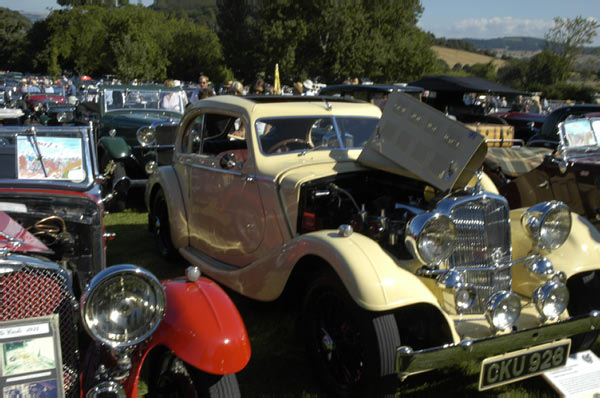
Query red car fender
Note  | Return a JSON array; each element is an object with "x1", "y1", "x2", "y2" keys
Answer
[{"x1": 125, "y1": 276, "x2": 251, "y2": 397}]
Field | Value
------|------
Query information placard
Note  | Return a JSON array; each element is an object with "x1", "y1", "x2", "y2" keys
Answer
[
  {"x1": 0, "y1": 315, "x2": 64, "y2": 398},
  {"x1": 543, "y1": 350, "x2": 600, "y2": 397}
]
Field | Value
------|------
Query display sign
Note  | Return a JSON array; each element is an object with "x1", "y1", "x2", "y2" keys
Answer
[
  {"x1": 544, "y1": 350, "x2": 600, "y2": 397},
  {"x1": 0, "y1": 316, "x2": 64, "y2": 398}
]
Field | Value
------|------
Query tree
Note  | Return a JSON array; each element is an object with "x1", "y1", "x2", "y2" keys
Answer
[
  {"x1": 545, "y1": 16, "x2": 600, "y2": 73},
  {"x1": 468, "y1": 61, "x2": 497, "y2": 81},
  {"x1": 57, "y1": 0, "x2": 130, "y2": 6},
  {"x1": 0, "y1": 7, "x2": 32, "y2": 70},
  {"x1": 526, "y1": 50, "x2": 567, "y2": 86},
  {"x1": 497, "y1": 59, "x2": 528, "y2": 90},
  {"x1": 217, "y1": 0, "x2": 439, "y2": 84}
]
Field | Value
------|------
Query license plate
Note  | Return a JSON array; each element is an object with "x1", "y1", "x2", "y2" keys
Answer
[{"x1": 479, "y1": 339, "x2": 571, "y2": 390}]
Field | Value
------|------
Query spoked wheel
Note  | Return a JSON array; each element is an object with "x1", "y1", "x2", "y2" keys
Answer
[
  {"x1": 302, "y1": 270, "x2": 401, "y2": 398},
  {"x1": 152, "y1": 189, "x2": 176, "y2": 258},
  {"x1": 99, "y1": 152, "x2": 126, "y2": 212},
  {"x1": 567, "y1": 271, "x2": 600, "y2": 352},
  {"x1": 148, "y1": 350, "x2": 240, "y2": 398}
]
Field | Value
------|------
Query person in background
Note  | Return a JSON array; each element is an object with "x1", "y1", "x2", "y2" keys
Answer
[
  {"x1": 251, "y1": 78, "x2": 265, "y2": 95},
  {"x1": 160, "y1": 79, "x2": 182, "y2": 111},
  {"x1": 302, "y1": 79, "x2": 316, "y2": 96},
  {"x1": 292, "y1": 82, "x2": 303, "y2": 95},
  {"x1": 229, "y1": 81, "x2": 244, "y2": 95}
]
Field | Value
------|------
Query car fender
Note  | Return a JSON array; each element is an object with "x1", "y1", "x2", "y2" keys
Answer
[
  {"x1": 511, "y1": 209, "x2": 600, "y2": 291},
  {"x1": 98, "y1": 135, "x2": 131, "y2": 159},
  {"x1": 147, "y1": 166, "x2": 188, "y2": 249},
  {"x1": 125, "y1": 277, "x2": 251, "y2": 397},
  {"x1": 281, "y1": 230, "x2": 446, "y2": 313}
]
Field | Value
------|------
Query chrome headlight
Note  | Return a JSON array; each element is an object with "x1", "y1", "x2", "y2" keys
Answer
[
  {"x1": 405, "y1": 213, "x2": 457, "y2": 266},
  {"x1": 522, "y1": 201, "x2": 571, "y2": 250},
  {"x1": 81, "y1": 264, "x2": 166, "y2": 349},
  {"x1": 136, "y1": 126, "x2": 156, "y2": 147},
  {"x1": 485, "y1": 291, "x2": 521, "y2": 331},
  {"x1": 533, "y1": 280, "x2": 569, "y2": 320}
]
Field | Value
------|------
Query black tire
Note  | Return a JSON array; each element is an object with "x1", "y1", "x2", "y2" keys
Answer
[
  {"x1": 99, "y1": 152, "x2": 126, "y2": 212},
  {"x1": 148, "y1": 350, "x2": 240, "y2": 398},
  {"x1": 152, "y1": 189, "x2": 176, "y2": 258},
  {"x1": 567, "y1": 271, "x2": 600, "y2": 352},
  {"x1": 302, "y1": 270, "x2": 401, "y2": 398}
]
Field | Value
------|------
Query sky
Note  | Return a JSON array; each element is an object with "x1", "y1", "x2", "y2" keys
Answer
[
  {"x1": 3, "y1": 0, "x2": 600, "y2": 46},
  {"x1": 418, "y1": 0, "x2": 600, "y2": 46}
]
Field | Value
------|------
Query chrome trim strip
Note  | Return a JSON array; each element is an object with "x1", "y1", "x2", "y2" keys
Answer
[{"x1": 396, "y1": 311, "x2": 600, "y2": 378}]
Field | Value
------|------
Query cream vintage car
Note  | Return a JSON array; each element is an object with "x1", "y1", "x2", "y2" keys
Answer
[{"x1": 146, "y1": 93, "x2": 600, "y2": 397}]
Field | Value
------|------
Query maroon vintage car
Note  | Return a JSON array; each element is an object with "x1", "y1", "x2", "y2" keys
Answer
[
  {"x1": 484, "y1": 116, "x2": 600, "y2": 227},
  {"x1": 0, "y1": 125, "x2": 251, "y2": 398},
  {"x1": 488, "y1": 111, "x2": 546, "y2": 142}
]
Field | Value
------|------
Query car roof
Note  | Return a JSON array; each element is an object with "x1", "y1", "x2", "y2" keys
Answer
[
  {"x1": 98, "y1": 84, "x2": 182, "y2": 92},
  {"x1": 188, "y1": 95, "x2": 382, "y2": 118},
  {"x1": 320, "y1": 84, "x2": 424, "y2": 94}
]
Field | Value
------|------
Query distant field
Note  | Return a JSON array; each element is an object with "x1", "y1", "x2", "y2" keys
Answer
[{"x1": 432, "y1": 45, "x2": 507, "y2": 69}]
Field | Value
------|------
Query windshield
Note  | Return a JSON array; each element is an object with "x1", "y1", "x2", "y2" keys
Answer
[
  {"x1": 0, "y1": 128, "x2": 89, "y2": 184},
  {"x1": 103, "y1": 88, "x2": 185, "y2": 114},
  {"x1": 256, "y1": 116, "x2": 379, "y2": 155},
  {"x1": 559, "y1": 118, "x2": 599, "y2": 148}
]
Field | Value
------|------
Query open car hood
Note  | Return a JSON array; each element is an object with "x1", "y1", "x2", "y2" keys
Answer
[
  {"x1": 0, "y1": 211, "x2": 48, "y2": 253},
  {"x1": 357, "y1": 92, "x2": 487, "y2": 192}
]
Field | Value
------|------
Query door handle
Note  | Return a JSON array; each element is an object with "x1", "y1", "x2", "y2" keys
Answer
[
  {"x1": 242, "y1": 174, "x2": 255, "y2": 182},
  {"x1": 537, "y1": 180, "x2": 549, "y2": 189}
]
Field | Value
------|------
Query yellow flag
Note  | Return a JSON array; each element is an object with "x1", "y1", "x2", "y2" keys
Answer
[{"x1": 274, "y1": 63, "x2": 281, "y2": 95}]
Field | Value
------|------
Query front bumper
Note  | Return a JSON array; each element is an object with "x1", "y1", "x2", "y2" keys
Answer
[{"x1": 396, "y1": 311, "x2": 600, "y2": 379}]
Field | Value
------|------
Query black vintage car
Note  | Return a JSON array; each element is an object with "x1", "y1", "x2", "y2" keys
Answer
[{"x1": 484, "y1": 117, "x2": 600, "y2": 228}]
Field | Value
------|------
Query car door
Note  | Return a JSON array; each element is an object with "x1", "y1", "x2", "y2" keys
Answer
[{"x1": 181, "y1": 110, "x2": 266, "y2": 266}]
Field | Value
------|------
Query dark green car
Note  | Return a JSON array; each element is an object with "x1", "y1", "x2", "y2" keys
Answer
[{"x1": 96, "y1": 84, "x2": 185, "y2": 210}]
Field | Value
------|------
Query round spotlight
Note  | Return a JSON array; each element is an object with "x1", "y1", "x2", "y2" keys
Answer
[
  {"x1": 405, "y1": 213, "x2": 457, "y2": 266},
  {"x1": 145, "y1": 160, "x2": 157, "y2": 175},
  {"x1": 533, "y1": 280, "x2": 569, "y2": 320},
  {"x1": 485, "y1": 291, "x2": 521, "y2": 331}
]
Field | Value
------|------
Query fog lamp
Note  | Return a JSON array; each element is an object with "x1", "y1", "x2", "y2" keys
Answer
[
  {"x1": 522, "y1": 201, "x2": 571, "y2": 250},
  {"x1": 136, "y1": 126, "x2": 156, "y2": 147},
  {"x1": 437, "y1": 271, "x2": 477, "y2": 314},
  {"x1": 485, "y1": 291, "x2": 521, "y2": 331},
  {"x1": 405, "y1": 213, "x2": 457, "y2": 266},
  {"x1": 533, "y1": 280, "x2": 569, "y2": 320},
  {"x1": 145, "y1": 160, "x2": 157, "y2": 175},
  {"x1": 81, "y1": 264, "x2": 165, "y2": 349},
  {"x1": 456, "y1": 284, "x2": 477, "y2": 313}
]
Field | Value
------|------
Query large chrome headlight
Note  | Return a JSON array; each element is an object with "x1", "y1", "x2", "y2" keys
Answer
[
  {"x1": 136, "y1": 126, "x2": 156, "y2": 147},
  {"x1": 485, "y1": 291, "x2": 521, "y2": 331},
  {"x1": 81, "y1": 264, "x2": 166, "y2": 349},
  {"x1": 522, "y1": 201, "x2": 571, "y2": 250},
  {"x1": 405, "y1": 212, "x2": 457, "y2": 266},
  {"x1": 533, "y1": 280, "x2": 569, "y2": 320}
]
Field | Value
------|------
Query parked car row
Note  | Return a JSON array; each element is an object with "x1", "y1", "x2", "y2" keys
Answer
[{"x1": 2, "y1": 89, "x2": 600, "y2": 397}]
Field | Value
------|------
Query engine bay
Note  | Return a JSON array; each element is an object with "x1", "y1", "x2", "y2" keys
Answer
[
  {"x1": 297, "y1": 171, "x2": 439, "y2": 258},
  {"x1": 0, "y1": 194, "x2": 103, "y2": 293}
]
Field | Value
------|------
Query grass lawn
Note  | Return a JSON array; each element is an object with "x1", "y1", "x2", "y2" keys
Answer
[{"x1": 105, "y1": 209, "x2": 597, "y2": 398}]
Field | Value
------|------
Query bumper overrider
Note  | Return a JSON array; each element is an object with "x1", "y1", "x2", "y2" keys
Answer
[{"x1": 396, "y1": 310, "x2": 600, "y2": 380}]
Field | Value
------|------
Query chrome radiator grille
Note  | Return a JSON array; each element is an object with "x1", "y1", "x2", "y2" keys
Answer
[
  {"x1": 448, "y1": 195, "x2": 512, "y2": 314},
  {"x1": 0, "y1": 264, "x2": 79, "y2": 398}
]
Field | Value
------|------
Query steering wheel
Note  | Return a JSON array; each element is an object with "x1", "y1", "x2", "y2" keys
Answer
[{"x1": 267, "y1": 138, "x2": 312, "y2": 153}]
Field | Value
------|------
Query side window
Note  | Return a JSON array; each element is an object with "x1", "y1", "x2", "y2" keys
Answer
[
  {"x1": 180, "y1": 114, "x2": 203, "y2": 154},
  {"x1": 200, "y1": 113, "x2": 247, "y2": 156}
]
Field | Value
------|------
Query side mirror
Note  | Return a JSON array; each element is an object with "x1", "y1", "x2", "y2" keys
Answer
[{"x1": 220, "y1": 152, "x2": 240, "y2": 169}]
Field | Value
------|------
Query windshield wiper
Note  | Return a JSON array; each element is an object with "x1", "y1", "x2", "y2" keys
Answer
[{"x1": 27, "y1": 129, "x2": 48, "y2": 177}]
